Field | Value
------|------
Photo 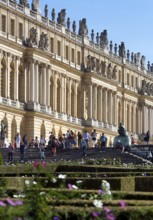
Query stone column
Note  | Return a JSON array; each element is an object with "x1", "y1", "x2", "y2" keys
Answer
[
  {"x1": 97, "y1": 86, "x2": 102, "y2": 121},
  {"x1": 46, "y1": 65, "x2": 51, "y2": 106},
  {"x1": 68, "y1": 79, "x2": 72, "y2": 115},
  {"x1": 42, "y1": 64, "x2": 47, "y2": 106},
  {"x1": 14, "y1": 56, "x2": 20, "y2": 100},
  {"x1": 35, "y1": 61, "x2": 39, "y2": 103},
  {"x1": 0, "y1": 50, "x2": 3, "y2": 97},
  {"x1": 29, "y1": 60, "x2": 35, "y2": 102},
  {"x1": 88, "y1": 83, "x2": 93, "y2": 119},
  {"x1": 53, "y1": 73, "x2": 57, "y2": 111},
  {"x1": 142, "y1": 104, "x2": 147, "y2": 133},
  {"x1": 23, "y1": 62, "x2": 27, "y2": 103},
  {"x1": 7, "y1": 53, "x2": 12, "y2": 98},
  {"x1": 114, "y1": 93, "x2": 118, "y2": 126},
  {"x1": 92, "y1": 85, "x2": 97, "y2": 120},
  {"x1": 108, "y1": 90, "x2": 112, "y2": 125},
  {"x1": 63, "y1": 76, "x2": 67, "y2": 113},
  {"x1": 132, "y1": 103, "x2": 136, "y2": 134},
  {"x1": 73, "y1": 81, "x2": 78, "y2": 117},
  {"x1": 103, "y1": 88, "x2": 108, "y2": 123}
]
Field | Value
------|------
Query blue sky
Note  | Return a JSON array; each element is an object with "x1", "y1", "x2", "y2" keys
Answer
[{"x1": 28, "y1": 0, "x2": 153, "y2": 64}]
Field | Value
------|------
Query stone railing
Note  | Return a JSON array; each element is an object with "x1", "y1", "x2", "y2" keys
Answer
[{"x1": 0, "y1": 97, "x2": 25, "y2": 110}]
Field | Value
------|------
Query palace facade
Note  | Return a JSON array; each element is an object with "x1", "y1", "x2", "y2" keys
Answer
[{"x1": 0, "y1": 0, "x2": 153, "y2": 145}]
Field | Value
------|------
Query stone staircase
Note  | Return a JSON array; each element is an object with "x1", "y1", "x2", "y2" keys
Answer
[{"x1": 0, "y1": 146, "x2": 148, "y2": 165}]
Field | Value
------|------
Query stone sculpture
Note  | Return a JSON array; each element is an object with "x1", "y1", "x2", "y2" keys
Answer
[
  {"x1": 39, "y1": 32, "x2": 49, "y2": 51},
  {"x1": 57, "y1": 9, "x2": 66, "y2": 26},
  {"x1": 114, "y1": 43, "x2": 117, "y2": 55},
  {"x1": 31, "y1": 0, "x2": 41, "y2": 13},
  {"x1": 107, "y1": 63, "x2": 112, "y2": 78},
  {"x1": 96, "y1": 33, "x2": 99, "y2": 45},
  {"x1": 141, "y1": 55, "x2": 145, "y2": 68},
  {"x1": 0, "y1": 120, "x2": 7, "y2": 142},
  {"x1": 72, "y1": 21, "x2": 76, "y2": 33},
  {"x1": 23, "y1": 27, "x2": 37, "y2": 47},
  {"x1": 20, "y1": 0, "x2": 29, "y2": 7},
  {"x1": 119, "y1": 42, "x2": 126, "y2": 58},
  {"x1": 67, "y1": 17, "x2": 71, "y2": 30},
  {"x1": 112, "y1": 65, "x2": 117, "y2": 80},
  {"x1": 85, "y1": 55, "x2": 92, "y2": 72},
  {"x1": 51, "y1": 8, "x2": 56, "y2": 21},
  {"x1": 78, "y1": 18, "x2": 88, "y2": 37},
  {"x1": 100, "y1": 30, "x2": 108, "y2": 48},
  {"x1": 113, "y1": 123, "x2": 129, "y2": 148},
  {"x1": 91, "y1": 29, "x2": 94, "y2": 42},
  {"x1": 109, "y1": 41, "x2": 113, "y2": 53},
  {"x1": 44, "y1": 4, "x2": 48, "y2": 18}
]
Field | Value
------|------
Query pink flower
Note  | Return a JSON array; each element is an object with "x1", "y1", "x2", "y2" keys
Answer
[
  {"x1": 67, "y1": 183, "x2": 73, "y2": 189},
  {"x1": 0, "y1": 201, "x2": 6, "y2": 207},
  {"x1": 119, "y1": 200, "x2": 126, "y2": 208},
  {"x1": 41, "y1": 161, "x2": 47, "y2": 168},
  {"x1": 98, "y1": 189, "x2": 104, "y2": 195},
  {"x1": 104, "y1": 206, "x2": 111, "y2": 213},
  {"x1": 33, "y1": 161, "x2": 39, "y2": 168},
  {"x1": 6, "y1": 198, "x2": 16, "y2": 206},
  {"x1": 15, "y1": 200, "x2": 23, "y2": 206},
  {"x1": 92, "y1": 212, "x2": 99, "y2": 218},
  {"x1": 106, "y1": 213, "x2": 116, "y2": 220}
]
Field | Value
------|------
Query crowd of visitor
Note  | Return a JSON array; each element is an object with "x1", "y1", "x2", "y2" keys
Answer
[{"x1": 5, "y1": 129, "x2": 151, "y2": 163}]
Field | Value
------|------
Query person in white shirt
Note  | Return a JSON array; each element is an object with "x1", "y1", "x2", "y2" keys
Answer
[
  {"x1": 40, "y1": 135, "x2": 46, "y2": 148},
  {"x1": 15, "y1": 132, "x2": 21, "y2": 148}
]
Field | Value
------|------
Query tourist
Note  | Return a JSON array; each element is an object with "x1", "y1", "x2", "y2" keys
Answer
[
  {"x1": 20, "y1": 141, "x2": 25, "y2": 162},
  {"x1": 29, "y1": 139, "x2": 35, "y2": 148},
  {"x1": 100, "y1": 133, "x2": 107, "y2": 151},
  {"x1": 65, "y1": 130, "x2": 70, "y2": 148},
  {"x1": 40, "y1": 135, "x2": 46, "y2": 148},
  {"x1": 40, "y1": 144, "x2": 45, "y2": 160},
  {"x1": 81, "y1": 138, "x2": 87, "y2": 157},
  {"x1": 83, "y1": 131, "x2": 90, "y2": 148},
  {"x1": 15, "y1": 132, "x2": 21, "y2": 148},
  {"x1": 51, "y1": 137, "x2": 57, "y2": 156},
  {"x1": 8, "y1": 143, "x2": 13, "y2": 163},
  {"x1": 144, "y1": 130, "x2": 150, "y2": 144},
  {"x1": 34, "y1": 136, "x2": 39, "y2": 148},
  {"x1": 22, "y1": 134, "x2": 27, "y2": 149},
  {"x1": 91, "y1": 129, "x2": 97, "y2": 147},
  {"x1": 77, "y1": 131, "x2": 82, "y2": 147}
]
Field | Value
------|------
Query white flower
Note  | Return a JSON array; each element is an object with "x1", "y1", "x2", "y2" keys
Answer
[
  {"x1": 93, "y1": 199, "x2": 103, "y2": 208},
  {"x1": 81, "y1": 194, "x2": 87, "y2": 198},
  {"x1": 102, "y1": 180, "x2": 110, "y2": 191},
  {"x1": 25, "y1": 180, "x2": 30, "y2": 185},
  {"x1": 72, "y1": 185, "x2": 78, "y2": 189},
  {"x1": 58, "y1": 174, "x2": 67, "y2": 179},
  {"x1": 76, "y1": 180, "x2": 82, "y2": 184},
  {"x1": 40, "y1": 192, "x2": 45, "y2": 195},
  {"x1": 33, "y1": 181, "x2": 37, "y2": 185},
  {"x1": 52, "y1": 178, "x2": 57, "y2": 183},
  {"x1": 13, "y1": 195, "x2": 19, "y2": 198}
]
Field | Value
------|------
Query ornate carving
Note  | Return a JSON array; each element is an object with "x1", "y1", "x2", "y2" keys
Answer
[
  {"x1": 85, "y1": 55, "x2": 92, "y2": 72},
  {"x1": 78, "y1": 18, "x2": 88, "y2": 37},
  {"x1": 23, "y1": 27, "x2": 37, "y2": 48},
  {"x1": 107, "y1": 63, "x2": 112, "y2": 78},
  {"x1": 39, "y1": 32, "x2": 49, "y2": 51},
  {"x1": 57, "y1": 9, "x2": 66, "y2": 26},
  {"x1": 100, "y1": 30, "x2": 108, "y2": 48},
  {"x1": 101, "y1": 61, "x2": 107, "y2": 76},
  {"x1": 138, "y1": 80, "x2": 153, "y2": 96},
  {"x1": 112, "y1": 65, "x2": 117, "y2": 80}
]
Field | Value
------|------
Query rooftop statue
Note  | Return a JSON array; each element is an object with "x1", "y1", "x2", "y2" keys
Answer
[
  {"x1": 19, "y1": 0, "x2": 29, "y2": 7},
  {"x1": 78, "y1": 18, "x2": 88, "y2": 38},
  {"x1": 44, "y1": 4, "x2": 48, "y2": 18},
  {"x1": 32, "y1": 0, "x2": 41, "y2": 14},
  {"x1": 119, "y1": 42, "x2": 126, "y2": 58},
  {"x1": 51, "y1": 8, "x2": 56, "y2": 22},
  {"x1": 141, "y1": 55, "x2": 145, "y2": 68},
  {"x1": 100, "y1": 30, "x2": 108, "y2": 48},
  {"x1": 72, "y1": 21, "x2": 76, "y2": 33},
  {"x1": 57, "y1": 9, "x2": 66, "y2": 27},
  {"x1": 67, "y1": 17, "x2": 71, "y2": 30}
]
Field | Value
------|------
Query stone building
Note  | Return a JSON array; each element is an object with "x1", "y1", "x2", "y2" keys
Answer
[{"x1": 0, "y1": 0, "x2": 153, "y2": 145}]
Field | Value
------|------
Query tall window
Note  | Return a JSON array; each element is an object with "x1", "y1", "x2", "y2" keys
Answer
[
  {"x1": 65, "y1": 45, "x2": 69, "y2": 60},
  {"x1": 57, "y1": 41, "x2": 61, "y2": 56},
  {"x1": 127, "y1": 73, "x2": 130, "y2": 85},
  {"x1": 131, "y1": 75, "x2": 134, "y2": 87},
  {"x1": 135, "y1": 77, "x2": 138, "y2": 89},
  {"x1": 10, "y1": 19, "x2": 15, "y2": 36},
  {"x1": 2, "y1": 15, "x2": 6, "y2": 32},
  {"x1": 50, "y1": 37, "x2": 54, "y2": 53},
  {"x1": 71, "y1": 48, "x2": 75, "y2": 63},
  {"x1": 19, "y1": 23, "x2": 23, "y2": 39},
  {"x1": 77, "y1": 51, "x2": 81, "y2": 65}
]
